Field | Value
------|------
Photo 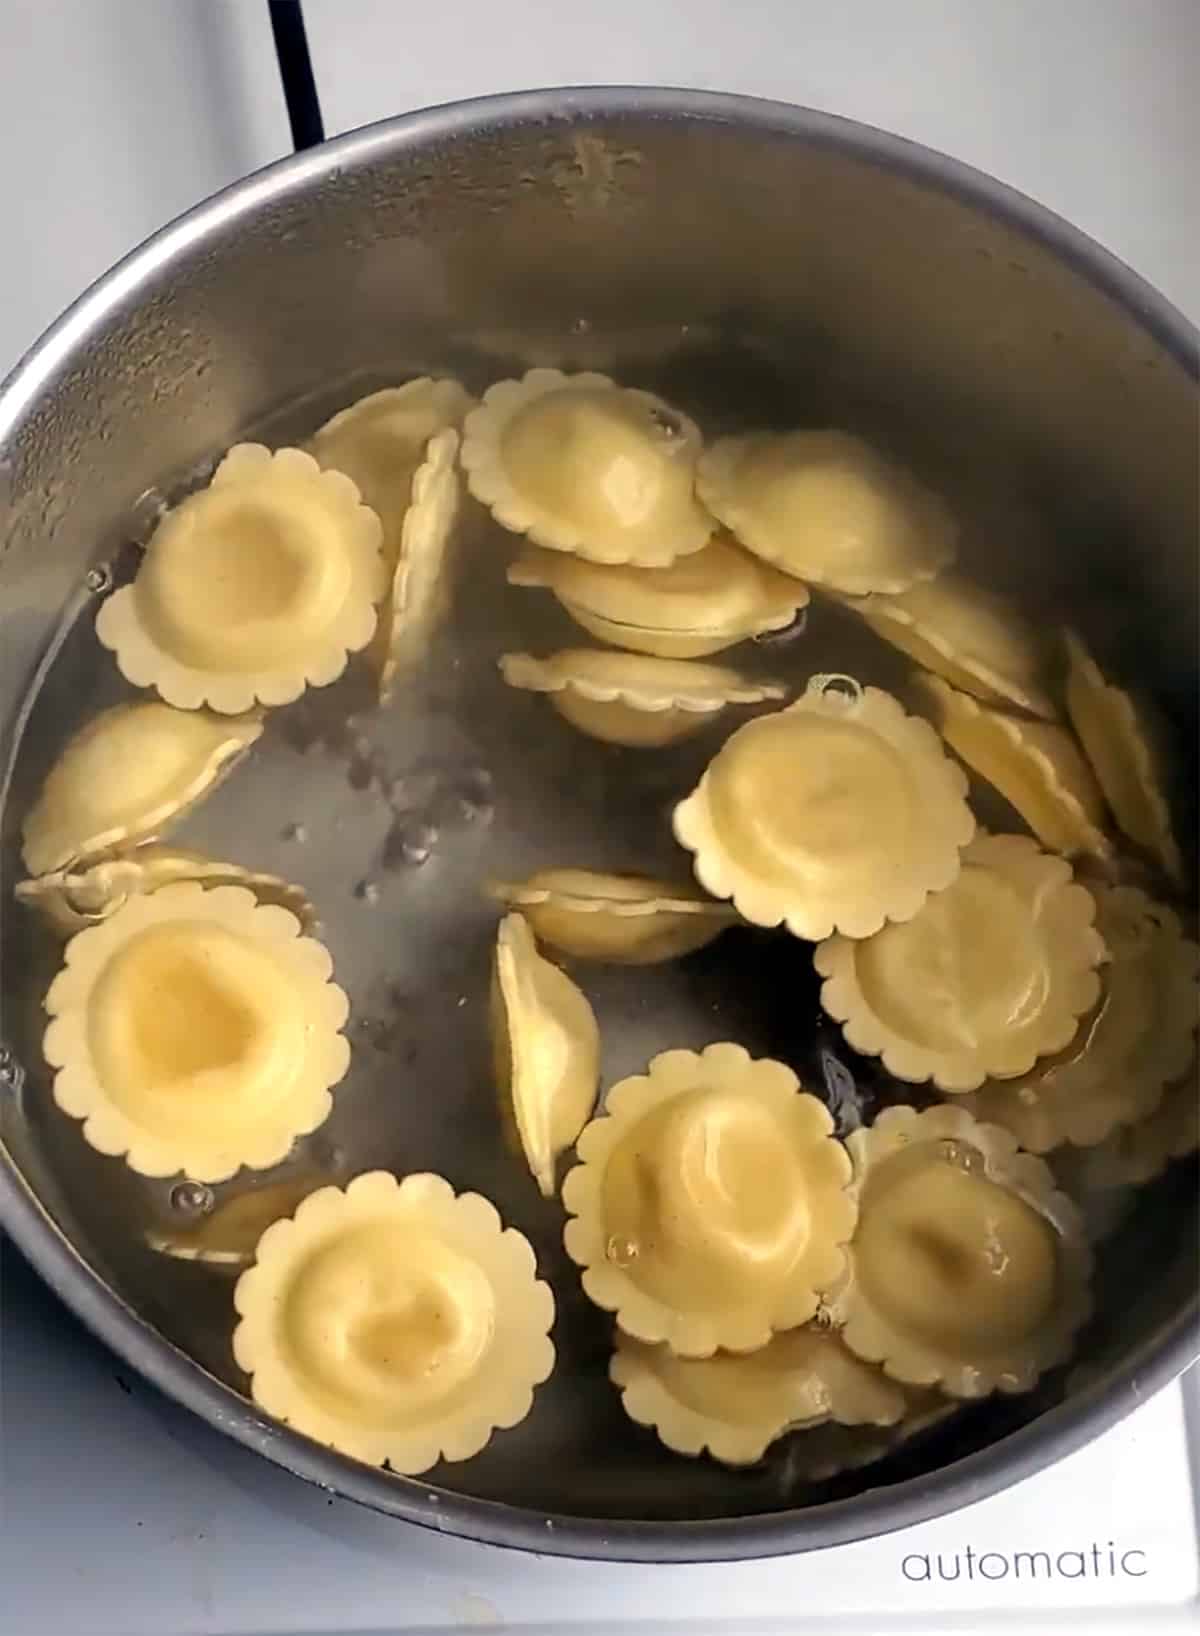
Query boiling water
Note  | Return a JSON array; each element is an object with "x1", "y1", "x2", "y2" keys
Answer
[{"x1": 0, "y1": 357, "x2": 1193, "y2": 1521}]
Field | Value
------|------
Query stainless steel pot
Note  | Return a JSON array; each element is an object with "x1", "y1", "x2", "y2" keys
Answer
[{"x1": 0, "y1": 88, "x2": 1196, "y2": 1562}]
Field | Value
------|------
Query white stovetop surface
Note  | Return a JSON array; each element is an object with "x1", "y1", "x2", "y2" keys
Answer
[
  {"x1": 1, "y1": 1250, "x2": 1196, "y2": 1635},
  {"x1": 1, "y1": 3, "x2": 1196, "y2": 1633}
]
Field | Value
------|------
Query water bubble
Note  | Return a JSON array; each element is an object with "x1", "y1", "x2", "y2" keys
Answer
[
  {"x1": 310, "y1": 1135, "x2": 345, "y2": 1169},
  {"x1": 354, "y1": 879, "x2": 381, "y2": 905},
  {"x1": 605, "y1": 1235, "x2": 639, "y2": 1266},
  {"x1": 814, "y1": 673, "x2": 863, "y2": 708},
  {"x1": 384, "y1": 820, "x2": 436, "y2": 869},
  {"x1": 85, "y1": 564, "x2": 113, "y2": 595},
  {"x1": 0, "y1": 1047, "x2": 24, "y2": 1095},
  {"x1": 170, "y1": 1181, "x2": 214, "y2": 1216},
  {"x1": 282, "y1": 822, "x2": 307, "y2": 843},
  {"x1": 936, "y1": 1138, "x2": 982, "y2": 1173}
]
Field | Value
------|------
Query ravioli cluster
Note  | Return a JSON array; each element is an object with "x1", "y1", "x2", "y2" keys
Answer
[{"x1": 15, "y1": 366, "x2": 1194, "y2": 1492}]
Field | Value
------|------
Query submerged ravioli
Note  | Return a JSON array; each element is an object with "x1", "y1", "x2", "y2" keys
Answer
[
  {"x1": 562, "y1": 1043, "x2": 855, "y2": 1356},
  {"x1": 490, "y1": 913, "x2": 600, "y2": 1197},
  {"x1": 696, "y1": 430, "x2": 956, "y2": 595},
  {"x1": 461, "y1": 369, "x2": 714, "y2": 566},
  {"x1": 232, "y1": 1171, "x2": 555, "y2": 1473},
  {"x1": 964, "y1": 885, "x2": 1199, "y2": 1151},
  {"x1": 914, "y1": 673, "x2": 1112, "y2": 862},
  {"x1": 308, "y1": 378, "x2": 473, "y2": 549},
  {"x1": 673, "y1": 675, "x2": 974, "y2": 940},
  {"x1": 507, "y1": 536, "x2": 806, "y2": 658},
  {"x1": 832, "y1": 1105, "x2": 1091, "y2": 1396},
  {"x1": 43, "y1": 882, "x2": 349, "y2": 1182},
  {"x1": 815, "y1": 833, "x2": 1104, "y2": 1092},
  {"x1": 839, "y1": 573, "x2": 1056, "y2": 718},
  {"x1": 488, "y1": 869, "x2": 736, "y2": 965},
  {"x1": 777, "y1": 1396, "x2": 960, "y2": 1485},
  {"x1": 611, "y1": 1323, "x2": 908, "y2": 1467},
  {"x1": 17, "y1": 845, "x2": 316, "y2": 936},
  {"x1": 20, "y1": 701, "x2": 261, "y2": 876},
  {"x1": 1064, "y1": 630, "x2": 1182, "y2": 884},
  {"x1": 1072, "y1": 1072, "x2": 1199, "y2": 1190},
  {"x1": 96, "y1": 444, "x2": 385, "y2": 713},
  {"x1": 499, "y1": 648, "x2": 786, "y2": 748},
  {"x1": 367, "y1": 428, "x2": 462, "y2": 700}
]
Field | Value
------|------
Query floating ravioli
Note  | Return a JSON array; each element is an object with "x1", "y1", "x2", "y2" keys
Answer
[
  {"x1": 146, "y1": 1175, "x2": 330, "y2": 1267},
  {"x1": 913, "y1": 673, "x2": 1112, "y2": 862},
  {"x1": 487, "y1": 869, "x2": 736, "y2": 965},
  {"x1": 308, "y1": 378, "x2": 473, "y2": 551},
  {"x1": 461, "y1": 369, "x2": 715, "y2": 566},
  {"x1": 367, "y1": 428, "x2": 462, "y2": 701},
  {"x1": 838, "y1": 572, "x2": 1056, "y2": 718},
  {"x1": 831, "y1": 1104, "x2": 1091, "y2": 1397},
  {"x1": 233, "y1": 1171, "x2": 555, "y2": 1473},
  {"x1": 17, "y1": 845, "x2": 316, "y2": 937},
  {"x1": 21, "y1": 701, "x2": 261, "y2": 876},
  {"x1": 43, "y1": 882, "x2": 349, "y2": 1182},
  {"x1": 964, "y1": 885, "x2": 1199, "y2": 1150},
  {"x1": 673, "y1": 674, "x2": 974, "y2": 940},
  {"x1": 611, "y1": 1325, "x2": 908, "y2": 1466},
  {"x1": 815, "y1": 833, "x2": 1104, "y2": 1092},
  {"x1": 96, "y1": 444, "x2": 385, "y2": 713},
  {"x1": 1072, "y1": 1072, "x2": 1199, "y2": 1190},
  {"x1": 507, "y1": 535, "x2": 806, "y2": 658},
  {"x1": 499, "y1": 648, "x2": 786, "y2": 748},
  {"x1": 1064, "y1": 630, "x2": 1182, "y2": 884},
  {"x1": 490, "y1": 912, "x2": 600, "y2": 1197},
  {"x1": 562, "y1": 1043, "x2": 855, "y2": 1356},
  {"x1": 696, "y1": 430, "x2": 956, "y2": 595}
]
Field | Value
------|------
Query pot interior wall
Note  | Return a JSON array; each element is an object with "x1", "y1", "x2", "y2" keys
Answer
[{"x1": 0, "y1": 101, "x2": 1196, "y2": 1530}]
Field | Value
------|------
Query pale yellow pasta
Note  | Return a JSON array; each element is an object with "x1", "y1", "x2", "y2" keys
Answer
[
  {"x1": 674, "y1": 674, "x2": 974, "y2": 939},
  {"x1": 697, "y1": 429, "x2": 955, "y2": 594},
  {"x1": 487, "y1": 869, "x2": 736, "y2": 965},
  {"x1": 43, "y1": 882, "x2": 349, "y2": 1182},
  {"x1": 499, "y1": 648, "x2": 785, "y2": 747},
  {"x1": 507, "y1": 535, "x2": 806, "y2": 658},
  {"x1": 462, "y1": 369, "x2": 714, "y2": 565},
  {"x1": 233, "y1": 1171, "x2": 555, "y2": 1473},
  {"x1": 490, "y1": 912, "x2": 600, "y2": 1197},
  {"x1": 610, "y1": 1324, "x2": 907, "y2": 1466},
  {"x1": 97, "y1": 444, "x2": 384, "y2": 713},
  {"x1": 831, "y1": 1105, "x2": 1091, "y2": 1397},
  {"x1": 913, "y1": 673, "x2": 1111, "y2": 861},
  {"x1": 21, "y1": 701, "x2": 260, "y2": 877},
  {"x1": 815, "y1": 833, "x2": 1105, "y2": 1092},
  {"x1": 563, "y1": 1043, "x2": 855, "y2": 1356}
]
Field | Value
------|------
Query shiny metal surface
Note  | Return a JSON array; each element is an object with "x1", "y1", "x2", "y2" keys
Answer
[{"x1": 0, "y1": 89, "x2": 1196, "y2": 1560}]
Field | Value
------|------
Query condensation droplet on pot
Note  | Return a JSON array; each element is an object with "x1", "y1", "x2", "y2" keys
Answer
[
  {"x1": 85, "y1": 563, "x2": 113, "y2": 595},
  {"x1": 170, "y1": 1181, "x2": 214, "y2": 1217},
  {"x1": 282, "y1": 822, "x2": 307, "y2": 844},
  {"x1": 354, "y1": 879, "x2": 381, "y2": 905}
]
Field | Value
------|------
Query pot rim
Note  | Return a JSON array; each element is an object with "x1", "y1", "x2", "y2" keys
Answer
[{"x1": 1, "y1": 86, "x2": 1196, "y2": 1562}]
